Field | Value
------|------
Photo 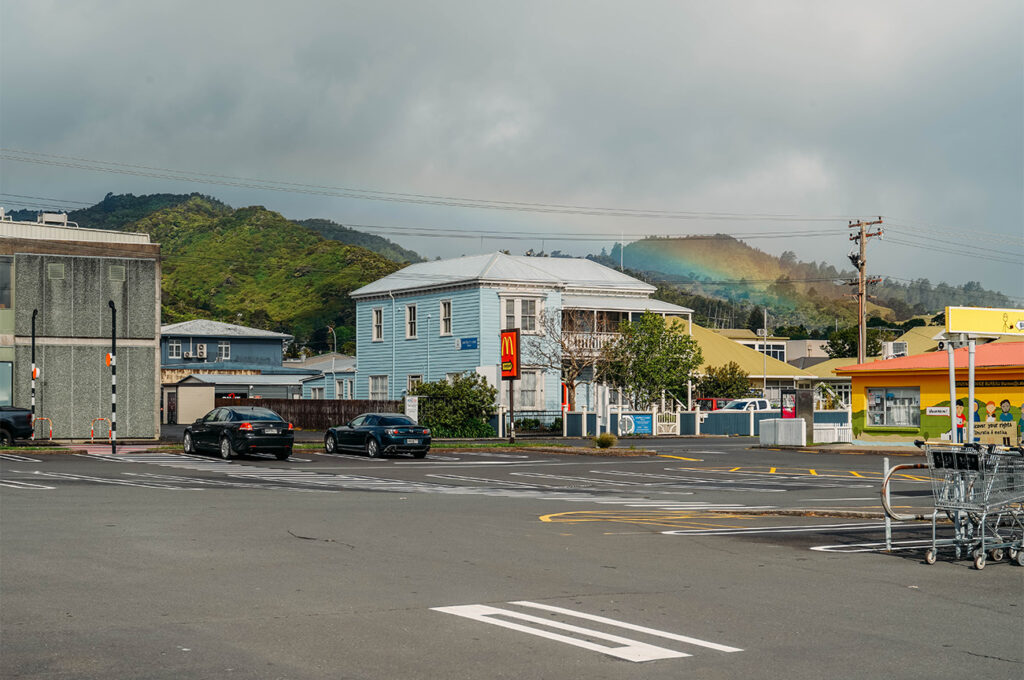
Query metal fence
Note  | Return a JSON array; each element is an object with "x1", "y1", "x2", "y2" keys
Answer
[{"x1": 213, "y1": 398, "x2": 402, "y2": 430}]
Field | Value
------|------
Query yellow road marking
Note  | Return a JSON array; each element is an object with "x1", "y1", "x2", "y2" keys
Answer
[
  {"x1": 659, "y1": 455, "x2": 704, "y2": 461},
  {"x1": 769, "y1": 467, "x2": 777, "y2": 473},
  {"x1": 809, "y1": 469, "x2": 817, "y2": 476}
]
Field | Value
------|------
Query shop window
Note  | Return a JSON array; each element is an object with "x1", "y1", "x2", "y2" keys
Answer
[{"x1": 867, "y1": 387, "x2": 920, "y2": 427}]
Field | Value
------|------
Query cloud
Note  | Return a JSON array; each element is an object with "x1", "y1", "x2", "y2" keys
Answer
[{"x1": 1, "y1": 0, "x2": 1020, "y2": 290}]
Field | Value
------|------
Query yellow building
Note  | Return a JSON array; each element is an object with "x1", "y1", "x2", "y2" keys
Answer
[{"x1": 835, "y1": 342, "x2": 1024, "y2": 444}]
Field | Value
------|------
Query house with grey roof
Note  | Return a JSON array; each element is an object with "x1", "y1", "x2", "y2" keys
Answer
[{"x1": 349, "y1": 252, "x2": 693, "y2": 414}]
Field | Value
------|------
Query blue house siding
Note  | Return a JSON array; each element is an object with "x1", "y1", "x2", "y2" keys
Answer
[
  {"x1": 355, "y1": 287, "x2": 485, "y2": 399},
  {"x1": 301, "y1": 371, "x2": 357, "y2": 399},
  {"x1": 161, "y1": 336, "x2": 284, "y2": 366}
]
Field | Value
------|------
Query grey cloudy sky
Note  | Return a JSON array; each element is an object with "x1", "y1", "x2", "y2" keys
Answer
[{"x1": 2, "y1": 1, "x2": 1021, "y2": 293}]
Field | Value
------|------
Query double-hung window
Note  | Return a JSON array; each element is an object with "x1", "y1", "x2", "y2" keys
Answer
[
  {"x1": 310, "y1": 386, "x2": 325, "y2": 399},
  {"x1": 168, "y1": 339, "x2": 182, "y2": 359},
  {"x1": 406, "y1": 305, "x2": 417, "y2": 339},
  {"x1": 502, "y1": 297, "x2": 542, "y2": 334},
  {"x1": 369, "y1": 375, "x2": 389, "y2": 400},
  {"x1": 440, "y1": 300, "x2": 452, "y2": 336},
  {"x1": 372, "y1": 308, "x2": 384, "y2": 342},
  {"x1": 866, "y1": 387, "x2": 920, "y2": 428}
]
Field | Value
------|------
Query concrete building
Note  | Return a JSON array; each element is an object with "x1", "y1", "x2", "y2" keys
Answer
[{"x1": 1, "y1": 210, "x2": 161, "y2": 439}]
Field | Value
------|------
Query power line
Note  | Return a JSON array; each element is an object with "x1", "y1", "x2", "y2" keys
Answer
[{"x1": 0, "y1": 148, "x2": 856, "y2": 222}]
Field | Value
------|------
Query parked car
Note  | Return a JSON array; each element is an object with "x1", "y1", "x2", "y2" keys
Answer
[
  {"x1": 324, "y1": 413, "x2": 431, "y2": 458},
  {"x1": 0, "y1": 406, "x2": 34, "y2": 446},
  {"x1": 694, "y1": 397, "x2": 731, "y2": 411},
  {"x1": 721, "y1": 398, "x2": 772, "y2": 411},
  {"x1": 183, "y1": 406, "x2": 294, "y2": 460}
]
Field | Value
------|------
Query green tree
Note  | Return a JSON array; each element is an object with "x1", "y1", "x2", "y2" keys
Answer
[
  {"x1": 825, "y1": 327, "x2": 895, "y2": 359},
  {"x1": 697, "y1": 362, "x2": 752, "y2": 399},
  {"x1": 410, "y1": 373, "x2": 497, "y2": 438},
  {"x1": 601, "y1": 313, "x2": 703, "y2": 409},
  {"x1": 746, "y1": 306, "x2": 764, "y2": 332}
]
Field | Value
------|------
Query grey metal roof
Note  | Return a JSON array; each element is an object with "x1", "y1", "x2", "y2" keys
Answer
[
  {"x1": 350, "y1": 252, "x2": 654, "y2": 298},
  {"x1": 161, "y1": 319, "x2": 293, "y2": 340},
  {"x1": 162, "y1": 361, "x2": 316, "y2": 375},
  {"x1": 561, "y1": 294, "x2": 693, "y2": 315},
  {"x1": 284, "y1": 353, "x2": 357, "y2": 372}
]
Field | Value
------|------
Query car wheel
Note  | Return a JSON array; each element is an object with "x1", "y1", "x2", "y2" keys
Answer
[
  {"x1": 325, "y1": 433, "x2": 337, "y2": 454},
  {"x1": 183, "y1": 432, "x2": 195, "y2": 454},
  {"x1": 365, "y1": 437, "x2": 381, "y2": 458},
  {"x1": 0, "y1": 429, "x2": 13, "y2": 448},
  {"x1": 219, "y1": 437, "x2": 233, "y2": 460}
]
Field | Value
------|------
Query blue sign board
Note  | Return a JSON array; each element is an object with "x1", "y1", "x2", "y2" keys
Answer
[
  {"x1": 632, "y1": 414, "x2": 653, "y2": 435},
  {"x1": 459, "y1": 337, "x2": 478, "y2": 350}
]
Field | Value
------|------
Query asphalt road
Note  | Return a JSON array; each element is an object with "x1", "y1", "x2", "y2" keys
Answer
[{"x1": 2, "y1": 440, "x2": 1021, "y2": 679}]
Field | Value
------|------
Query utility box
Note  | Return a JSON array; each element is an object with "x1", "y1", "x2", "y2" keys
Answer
[{"x1": 781, "y1": 388, "x2": 815, "y2": 444}]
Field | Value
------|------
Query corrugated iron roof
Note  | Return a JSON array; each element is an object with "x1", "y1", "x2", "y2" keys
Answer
[
  {"x1": 835, "y1": 341, "x2": 1024, "y2": 373},
  {"x1": 561, "y1": 294, "x2": 692, "y2": 314},
  {"x1": 350, "y1": 252, "x2": 654, "y2": 298},
  {"x1": 161, "y1": 319, "x2": 293, "y2": 340}
]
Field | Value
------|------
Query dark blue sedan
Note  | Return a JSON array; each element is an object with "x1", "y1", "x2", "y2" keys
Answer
[{"x1": 324, "y1": 413, "x2": 430, "y2": 458}]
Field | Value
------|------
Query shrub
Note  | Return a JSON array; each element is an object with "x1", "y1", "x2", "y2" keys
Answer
[
  {"x1": 594, "y1": 432, "x2": 617, "y2": 448},
  {"x1": 411, "y1": 373, "x2": 497, "y2": 438},
  {"x1": 548, "y1": 417, "x2": 563, "y2": 433}
]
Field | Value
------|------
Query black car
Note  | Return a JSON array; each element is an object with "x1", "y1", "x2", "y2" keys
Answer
[
  {"x1": 324, "y1": 413, "x2": 430, "y2": 458},
  {"x1": 183, "y1": 406, "x2": 294, "y2": 460},
  {"x1": 0, "y1": 406, "x2": 34, "y2": 446}
]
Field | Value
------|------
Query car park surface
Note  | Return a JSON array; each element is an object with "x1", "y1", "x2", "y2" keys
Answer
[{"x1": 1, "y1": 438, "x2": 1020, "y2": 679}]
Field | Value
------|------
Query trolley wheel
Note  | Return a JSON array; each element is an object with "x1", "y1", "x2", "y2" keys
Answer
[
  {"x1": 1016, "y1": 550, "x2": 1024, "y2": 567},
  {"x1": 989, "y1": 548, "x2": 1004, "y2": 562},
  {"x1": 924, "y1": 549, "x2": 937, "y2": 565},
  {"x1": 1007, "y1": 547, "x2": 1019, "y2": 562},
  {"x1": 974, "y1": 553, "x2": 986, "y2": 570}
]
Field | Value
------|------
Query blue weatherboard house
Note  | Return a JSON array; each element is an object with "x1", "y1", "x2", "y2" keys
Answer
[
  {"x1": 349, "y1": 253, "x2": 693, "y2": 413},
  {"x1": 160, "y1": 319, "x2": 295, "y2": 369}
]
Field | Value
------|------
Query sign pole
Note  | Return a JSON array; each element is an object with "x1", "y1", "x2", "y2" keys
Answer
[
  {"x1": 508, "y1": 379, "x2": 515, "y2": 444},
  {"x1": 108, "y1": 300, "x2": 117, "y2": 454},
  {"x1": 500, "y1": 328, "x2": 521, "y2": 445},
  {"x1": 31, "y1": 309, "x2": 38, "y2": 440}
]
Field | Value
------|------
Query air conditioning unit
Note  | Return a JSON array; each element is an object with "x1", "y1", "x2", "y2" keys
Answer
[
  {"x1": 892, "y1": 341, "x2": 908, "y2": 358},
  {"x1": 196, "y1": 344, "x2": 207, "y2": 359},
  {"x1": 183, "y1": 351, "x2": 192, "y2": 359}
]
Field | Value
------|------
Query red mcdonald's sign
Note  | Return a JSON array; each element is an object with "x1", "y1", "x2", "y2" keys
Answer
[{"x1": 500, "y1": 328, "x2": 520, "y2": 380}]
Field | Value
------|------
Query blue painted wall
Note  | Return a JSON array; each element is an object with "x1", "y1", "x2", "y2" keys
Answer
[
  {"x1": 301, "y1": 371, "x2": 358, "y2": 399},
  {"x1": 161, "y1": 336, "x2": 284, "y2": 366},
  {"x1": 356, "y1": 286, "x2": 562, "y2": 411}
]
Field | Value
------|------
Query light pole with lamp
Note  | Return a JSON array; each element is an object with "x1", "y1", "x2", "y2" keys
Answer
[{"x1": 327, "y1": 325, "x2": 338, "y2": 397}]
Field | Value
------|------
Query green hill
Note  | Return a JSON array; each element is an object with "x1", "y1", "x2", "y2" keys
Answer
[
  {"x1": 297, "y1": 218, "x2": 423, "y2": 264},
  {"x1": 125, "y1": 197, "x2": 402, "y2": 352}
]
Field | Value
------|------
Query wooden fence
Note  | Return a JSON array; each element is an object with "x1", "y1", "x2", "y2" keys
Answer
[{"x1": 214, "y1": 398, "x2": 403, "y2": 430}]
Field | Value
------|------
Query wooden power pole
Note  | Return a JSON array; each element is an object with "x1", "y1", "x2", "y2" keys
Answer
[{"x1": 847, "y1": 218, "x2": 884, "y2": 364}]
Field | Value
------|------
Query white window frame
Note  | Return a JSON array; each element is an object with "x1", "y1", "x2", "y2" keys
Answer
[
  {"x1": 440, "y1": 299, "x2": 452, "y2": 336},
  {"x1": 407, "y1": 374, "x2": 423, "y2": 392},
  {"x1": 372, "y1": 307, "x2": 384, "y2": 342},
  {"x1": 501, "y1": 296, "x2": 544, "y2": 335},
  {"x1": 310, "y1": 386, "x2": 325, "y2": 399},
  {"x1": 168, "y1": 338, "x2": 182, "y2": 359},
  {"x1": 217, "y1": 340, "x2": 231, "y2": 361},
  {"x1": 513, "y1": 369, "x2": 543, "y2": 410},
  {"x1": 369, "y1": 375, "x2": 389, "y2": 400},
  {"x1": 406, "y1": 304, "x2": 418, "y2": 339}
]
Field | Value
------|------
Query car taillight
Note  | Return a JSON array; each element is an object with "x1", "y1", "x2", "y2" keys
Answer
[
  {"x1": 288, "y1": 422, "x2": 293, "y2": 430},
  {"x1": 239, "y1": 422, "x2": 253, "y2": 431},
  {"x1": 385, "y1": 428, "x2": 399, "y2": 435},
  {"x1": 422, "y1": 429, "x2": 430, "y2": 436}
]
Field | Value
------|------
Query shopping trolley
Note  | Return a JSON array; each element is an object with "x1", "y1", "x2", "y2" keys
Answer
[{"x1": 921, "y1": 442, "x2": 1024, "y2": 569}]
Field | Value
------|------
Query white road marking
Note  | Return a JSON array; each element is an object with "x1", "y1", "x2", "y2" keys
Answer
[
  {"x1": 512, "y1": 601, "x2": 743, "y2": 653},
  {"x1": 663, "y1": 522, "x2": 910, "y2": 536},
  {"x1": 0, "y1": 479, "x2": 56, "y2": 489},
  {"x1": 31, "y1": 471, "x2": 195, "y2": 489},
  {"x1": 432, "y1": 604, "x2": 689, "y2": 662},
  {"x1": 810, "y1": 539, "x2": 935, "y2": 553},
  {"x1": 0, "y1": 453, "x2": 41, "y2": 462}
]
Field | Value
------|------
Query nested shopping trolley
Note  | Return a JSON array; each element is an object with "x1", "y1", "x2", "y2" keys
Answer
[{"x1": 922, "y1": 443, "x2": 1024, "y2": 569}]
